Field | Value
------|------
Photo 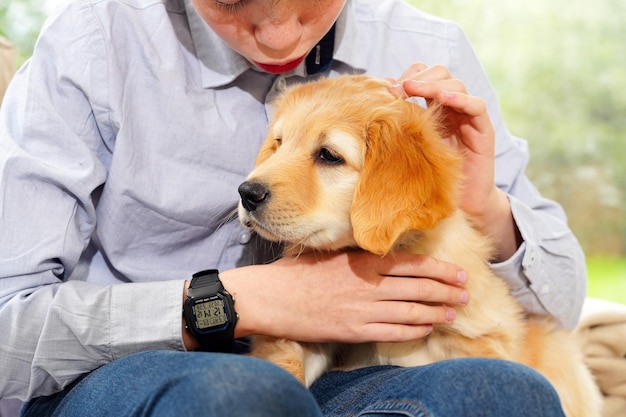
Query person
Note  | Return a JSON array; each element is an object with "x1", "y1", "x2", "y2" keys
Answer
[{"x1": 0, "y1": 0, "x2": 587, "y2": 416}]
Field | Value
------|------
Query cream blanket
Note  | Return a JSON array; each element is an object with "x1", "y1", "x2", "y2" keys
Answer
[{"x1": 576, "y1": 298, "x2": 626, "y2": 417}]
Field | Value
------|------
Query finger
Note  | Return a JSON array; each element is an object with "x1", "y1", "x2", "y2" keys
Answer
[
  {"x1": 372, "y1": 301, "x2": 457, "y2": 326},
  {"x1": 388, "y1": 83, "x2": 408, "y2": 99},
  {"x1": 391, "y1": 64, "x2": 446, "y2": 101},
  {"x1": 360, "y1": 322, "x2": 434, "y2": 343},
  {"x1": 401, "y1": 78, "x2": 468, "y2": 100},
  {"x1": 398, "y1": 64, "x2": 453, "y2": 84},
  {"x1": 438, "y1": 90, "x2": 494, "y2": 142},
  {"x1": 395, "y1": 62, "x2": 429, "y2": 81},
  {"x1": 377, "y1": 275, "x2": 469, "y2": 306},
  {"x1": 437, "y1": 89, "x2": 487, "y2": 118},
  {"x1": 375, "y1": 253, "x2": 467, "y2": 286}
]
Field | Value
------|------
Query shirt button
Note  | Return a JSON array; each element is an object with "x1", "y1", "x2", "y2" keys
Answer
[{"x1": 239, "y1": 232, "x2": 252, "y2": 244}]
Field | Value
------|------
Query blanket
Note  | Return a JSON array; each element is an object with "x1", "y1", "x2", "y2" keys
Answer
[{"x1": 576, "y1": 298, "x2": 626, "y2": 417}]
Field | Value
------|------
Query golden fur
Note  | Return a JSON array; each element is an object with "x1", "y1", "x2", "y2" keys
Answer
[{"x1": 238, "y1": 75, "x2": 602, "y2": 417}]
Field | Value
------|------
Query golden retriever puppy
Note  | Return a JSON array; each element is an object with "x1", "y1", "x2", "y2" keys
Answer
[{"x1": 237, "y1": 74, "x2": 601, "y2": 417}]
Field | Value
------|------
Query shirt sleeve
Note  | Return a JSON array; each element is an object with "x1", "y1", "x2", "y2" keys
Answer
[
  {"x1": 0, "y1": 4, "x2": 185, "y2": 401},
  {"x1": 447, "y1": 24, "x2": 587, "y2": 329}
]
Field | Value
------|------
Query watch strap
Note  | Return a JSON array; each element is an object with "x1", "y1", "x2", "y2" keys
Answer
[
  {"x1": 188, "y1": 269, "x2": 224, "y2": 297},
  {"x1": 187, "y1": 269, "x2": 237, "y2": 353}
]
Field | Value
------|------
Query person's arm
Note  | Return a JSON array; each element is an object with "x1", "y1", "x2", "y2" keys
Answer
[
  {"x1": 182, "y1": 252, "x2": 470, "y2": 350},
  {"x1": 459, "y1": 32, "x2": 587, "y2": 329},
  {"x1": 393, "y1": 24, "x2": 586, "y2": 329},
  {"x1": 0, "y1": 5, "x2": 191, "y2": 400}
]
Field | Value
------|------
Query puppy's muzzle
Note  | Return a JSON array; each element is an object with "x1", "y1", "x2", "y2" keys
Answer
[{"x1": 238, "y1": 181, "x2": 270, "y2": 212}]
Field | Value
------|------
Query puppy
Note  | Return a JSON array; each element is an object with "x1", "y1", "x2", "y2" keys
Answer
[{"x1": 238, "y1": 75, "x2": 601, "y2": 417}]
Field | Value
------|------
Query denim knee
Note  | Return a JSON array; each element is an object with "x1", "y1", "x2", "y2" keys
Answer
[
  {"x1": 24, "y1": 351, "x2": 322, "y2": 417},
  {"x1": 390, "y1": 358, "x2": 564, "y2": 416},
  {"x1": 145, "y1": 352, "x2": 322, "y2": 417},
  {"x1": 311, "y1": 359, "x2": 565, "y2": 417}
]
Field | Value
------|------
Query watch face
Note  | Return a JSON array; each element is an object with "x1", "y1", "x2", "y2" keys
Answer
[{"x1": 193, "y1": 297, "x2": 228, "y2": 330}]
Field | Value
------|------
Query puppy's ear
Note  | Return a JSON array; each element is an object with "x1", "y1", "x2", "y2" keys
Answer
[{"x1": 350, "y1": 103, "x2": 463, "y2": 255}]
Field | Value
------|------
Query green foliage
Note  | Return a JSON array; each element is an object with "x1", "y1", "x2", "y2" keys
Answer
[
  {"x1": 411, "y1": 0, "x2": 626, "y2": 256},
  {"x1": 586, "y1": 257, "x2": 626, "y2": 305},
  {"x1": 0, "y1": 1, "x2": 49, "y2": 66}
]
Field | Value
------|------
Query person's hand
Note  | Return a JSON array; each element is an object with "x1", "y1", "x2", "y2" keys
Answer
[
  {"x1": 213, "y1": 250, "x2": 468, "y2": 346},
  {"x1": 390, "y1": 63, "x2": 522, "y2": 260}
]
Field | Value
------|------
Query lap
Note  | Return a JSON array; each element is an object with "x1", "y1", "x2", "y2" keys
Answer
[
  {"x1": 23, "y1": 354, "x2": 565, "y2": 417},
  {"x1": 22, "y1": 350, "x2": 321, "y2": 417},
  {"x1": 310, "y1": 358, "x2": 566, "y2": 417}
]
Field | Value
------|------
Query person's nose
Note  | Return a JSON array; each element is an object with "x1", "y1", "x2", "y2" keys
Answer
[{"x1": 254, "y1": 9, "x2": 302, "y2": 55}]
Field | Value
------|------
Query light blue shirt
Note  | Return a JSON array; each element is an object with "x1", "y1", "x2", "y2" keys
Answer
[{"x1": 0, "y1": 0, "x2": 586, "y2": 401}]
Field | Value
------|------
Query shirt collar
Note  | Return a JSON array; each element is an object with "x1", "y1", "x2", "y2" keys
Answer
[
  {"x1": 332, "y1": 0, "x2": 368, "y2": 73},
  {"x1": 184, "y1": 0, "x2": 367, "y2": 89}
]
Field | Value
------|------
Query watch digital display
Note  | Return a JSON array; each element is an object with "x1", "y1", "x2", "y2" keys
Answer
[{"x1": 194, "y1": 299, "x2": 227, "y2": 329}]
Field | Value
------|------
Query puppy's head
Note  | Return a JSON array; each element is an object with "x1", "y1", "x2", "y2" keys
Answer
[{"x1": 238, "y1": 75, "x2": 462, "y2": 255}]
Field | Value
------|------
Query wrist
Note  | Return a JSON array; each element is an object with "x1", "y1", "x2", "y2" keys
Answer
[
  {"x1": 475, "y1": 189, "x2": 522, "y2": 262},
  {"x1": 219, "y1": 264, "x2": 292, "y2": 340},
  {"x1": 218, "y1": 267, "x2": 261, "y2": 340}
]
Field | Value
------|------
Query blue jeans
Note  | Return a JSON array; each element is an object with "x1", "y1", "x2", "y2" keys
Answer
[
  {"x1": 310, "y1": 358, "x2": 566, "y2": 416},
  {"x1": 22, "y1": 351, "x2": 566, "y2": 417}
]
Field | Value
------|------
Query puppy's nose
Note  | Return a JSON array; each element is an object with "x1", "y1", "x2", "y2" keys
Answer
[{"x1": 238, "y1": 181, "x2": 270, "y2": 212}]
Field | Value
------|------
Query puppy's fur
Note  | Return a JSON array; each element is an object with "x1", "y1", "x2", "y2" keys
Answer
[{"x1": 238, "y1": 75, "x2": 601, "y2": 417}]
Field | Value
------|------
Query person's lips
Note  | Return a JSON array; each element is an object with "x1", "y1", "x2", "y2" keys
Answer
[{"x1": 254, "y1": 55, "x2": 306, "y2": 74}]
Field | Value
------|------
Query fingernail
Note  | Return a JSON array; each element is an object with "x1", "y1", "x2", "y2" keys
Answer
[
  {"x1": 389, "y1": 83, "x2": 408, "y2": 98},
  {"x1": 457, "y1": 270, "x2": 467, "y2": 284},
  {"x1": 441, "y1": 90, "x2": 455, "y2": 99},
  {"x1": 460, "y1": 290, "x2": 469, "y2": 305},
  {"x1": 446, "y1": 308, "x2": 456, "y2": 323}
]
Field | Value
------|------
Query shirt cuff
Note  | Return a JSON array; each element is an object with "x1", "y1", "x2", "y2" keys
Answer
[
  {"x1": 110, "y1": 280, "x2": 186, "y2": 359},
  {"x1": 488, "y1": 196, "x2": 551, "y2": 318}
]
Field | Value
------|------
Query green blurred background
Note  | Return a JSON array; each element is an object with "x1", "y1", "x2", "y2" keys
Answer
[
  {"x1": 410, "y1": 0, "x2": 626, "y2": 304},
  {"x1": 1, "y1": 0, "x2": 624, "y2": 303}
]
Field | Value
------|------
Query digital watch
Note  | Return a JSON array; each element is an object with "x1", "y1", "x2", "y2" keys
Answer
[{"x1": 183, "y1": 269, "x2": 238, "y2": 352}]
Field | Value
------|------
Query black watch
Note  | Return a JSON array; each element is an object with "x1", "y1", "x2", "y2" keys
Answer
[{"x1": 183, "y1": 269, "x2": 238, "y2": 352}]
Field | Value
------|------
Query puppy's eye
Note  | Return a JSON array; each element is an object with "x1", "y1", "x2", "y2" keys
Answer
[
  {"x1": 316, "y1": 147, "x2": 344, "y2": 165},
  {"x1": 274, "y1": 138, "x2": 282, "y2": 148}
]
